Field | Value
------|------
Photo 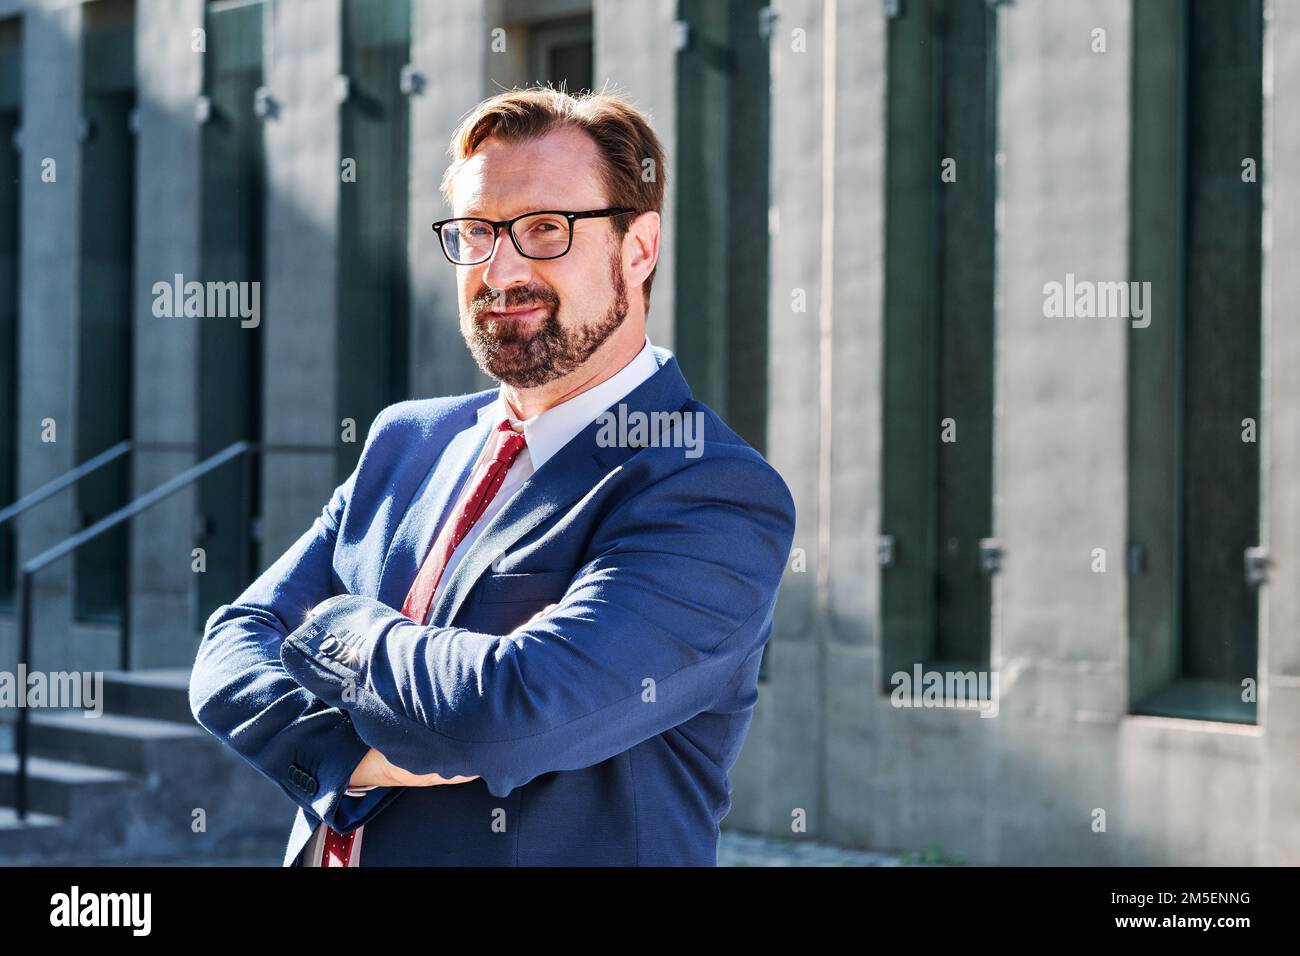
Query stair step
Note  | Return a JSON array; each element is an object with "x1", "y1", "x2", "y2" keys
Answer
[
  {"x1": 0, "y1": 807, "x2": 64, "y2": 828},
  {"x1": 100, "y1": 669, "x2": 195, "y2": 724},
  {"x1": 0, "y1": 753, "x2": 138, "y2": 819},
  {"x1": 0, "y1": 806, "x2": 69, "y2": 861},
  {"x1": 28, "y1": 709, "x2": 208, "y2": 774}
]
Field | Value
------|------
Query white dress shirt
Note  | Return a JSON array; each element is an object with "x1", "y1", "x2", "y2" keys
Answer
[{"x1": 298, "y1": 334, "x2": 660, "y2": 866}]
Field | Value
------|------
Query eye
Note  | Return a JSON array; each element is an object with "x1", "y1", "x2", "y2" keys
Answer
[{"x1": 522, "y1": 215, "x2": 567, "y2": 236}]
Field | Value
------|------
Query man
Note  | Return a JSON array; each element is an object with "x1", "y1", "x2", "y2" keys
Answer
[{"x1": 188, "y1": 87, "x2": 796, "y2": 866}]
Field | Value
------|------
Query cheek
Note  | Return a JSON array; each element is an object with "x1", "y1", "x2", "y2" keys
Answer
[
  {"x1": 540, "y1": 261, "x2": 597, "y2": 310},
  {"x1": 459, "y1": 268, "x2": 478, "y2": 299},
  {"x1": 459, "y1": 268, "x2": 489, "y2": 311}
]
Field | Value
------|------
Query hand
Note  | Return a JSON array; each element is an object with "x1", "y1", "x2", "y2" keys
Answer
[
  {"x1": 344, "y1": 602, "x2": 555, "y2": 788},
  {"x1": 511, "y1": 603, "x2": 557, "y2": 634},
  {"x1": 349, "y1": 746, "x2": 480, "y2": 789}
]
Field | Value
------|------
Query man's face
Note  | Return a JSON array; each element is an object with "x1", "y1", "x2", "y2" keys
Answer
[{"x1": 449, "y1": 127, "x2": 629, "y2": 389}]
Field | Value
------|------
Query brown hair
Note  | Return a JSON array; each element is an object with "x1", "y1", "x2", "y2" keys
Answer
[{"x1": 440, "y1": 86, "x2": 666, "y2": 307}]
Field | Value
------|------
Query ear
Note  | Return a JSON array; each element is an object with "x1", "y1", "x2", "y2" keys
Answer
[{"x1": 624, "y1": 211, "x2": 661, "y2": 289}]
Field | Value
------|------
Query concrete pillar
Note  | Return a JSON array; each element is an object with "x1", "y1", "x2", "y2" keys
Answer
[
  {"x1": 1262, "y1": 0, "x2": 1300, "y2": 863},
  {"x1": 592, "y1": 0, "x2": 676, "y2": 348},
  {"x1": 407, "y1": 0, "x2": 493, "y2": 400},
  {"x1": 130, "y1": 0, "x2": 204, "y2": 668},
  {"x1": 822, "y1": 0, "x2": 888, "y2": 852},
  {"x1": 0, "y1": 0, "x2": 20, "y2": 687},
  {"x1": 258, "y1": 0, "x2": 341, "y2": 559},
  {"x1": 729, "y1": 0, "x2": 826, "y2": 840},
  {"x1": 14, "y1": 0, "x2": 82, "y2": 675},
  {"x1": 993, "y1": 0, "x2": 1130, "y2": 865}
]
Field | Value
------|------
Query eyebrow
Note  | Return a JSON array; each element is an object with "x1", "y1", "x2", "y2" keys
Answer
[{"x1": 459, "y1": 206, "x2": 562, "y2": 220}]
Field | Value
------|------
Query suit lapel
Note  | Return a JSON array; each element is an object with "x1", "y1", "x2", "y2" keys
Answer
[
  {"x1": 428, "y1": 351, "x2": 693, "y2": 628},
  {"x1": 376, "y1": 408, "x2": 495, "y2": 611}
]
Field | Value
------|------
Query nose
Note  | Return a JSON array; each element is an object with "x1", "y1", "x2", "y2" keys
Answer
[{"x1": 481, "y1": 226, "x2": 534, "y2": 293}]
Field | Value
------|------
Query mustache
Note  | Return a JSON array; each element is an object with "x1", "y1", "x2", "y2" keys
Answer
[{"x1": 471, "y1": 287, "x2": 560, "y2": 316}]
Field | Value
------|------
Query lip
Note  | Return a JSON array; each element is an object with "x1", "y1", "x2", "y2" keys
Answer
[{"x1": 487, "y1": 306, "x2": 545, "y2": 319}]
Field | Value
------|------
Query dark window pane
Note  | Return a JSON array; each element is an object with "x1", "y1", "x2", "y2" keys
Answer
[
  {"x1": 674, "y1": 0, "x2": 771, "y2": 459},
  {"x1": 337, "y1": 0, "x2": 411, "y2": 483},
  {"x1": 881, "y1": 0, "x2": 997, "y2": 685},
  {"x1": 527, "y1": 15, "x2": 593, "y2": 94},
  {"x1": 76, "y1": 0, "x2": 135, "y2": 623},
  {"x1": 547, "y1": 39, "x2": 593, "y2": 95},
  {"x1": 1129, "y1": 0, "x2": 1262, "y2": 724},
  {"x1": 0, "y1": 18, "x2": 19, "y2": 612},
  {"x1": 197, "y1": 0, "x2": 265, "y2": 631}
]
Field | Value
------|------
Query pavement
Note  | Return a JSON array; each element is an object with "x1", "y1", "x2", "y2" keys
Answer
[
  {"x1": 13, "y1": 830, "x2": 925, "y2": 867},
  {"x1": 2, "y1": 722, "x2": 928, "y2": 866}
]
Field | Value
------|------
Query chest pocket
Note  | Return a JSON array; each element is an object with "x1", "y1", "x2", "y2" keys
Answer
[
  {"x1": 476, "y1": 568, "x2": 578, "y2": 604},
  {"x1": 467, "y1": 568, "x2": 579, "y2": 634}
]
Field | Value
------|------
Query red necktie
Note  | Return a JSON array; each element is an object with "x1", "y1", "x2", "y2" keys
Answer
[{"x1": 321, "y1": 419, "x2": 528, "y2": 866}]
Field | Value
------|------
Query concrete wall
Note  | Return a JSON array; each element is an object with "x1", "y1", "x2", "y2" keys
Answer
[{"x1": 737, "y1": 0, "x2": 1297, "y2": 865}]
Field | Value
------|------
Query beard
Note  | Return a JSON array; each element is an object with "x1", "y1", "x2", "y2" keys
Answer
[{"x1": 461, "y1": 248, "x2": 629, "y2": 389}]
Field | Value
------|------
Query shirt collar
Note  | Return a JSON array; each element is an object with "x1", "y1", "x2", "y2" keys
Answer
[{"x1": 477, "y1": 334, "x2": 661, "y2": 471}]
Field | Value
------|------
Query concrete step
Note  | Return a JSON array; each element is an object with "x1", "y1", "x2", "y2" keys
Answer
[
  {"x1": 0, "y1": 752, "x2": 139, "y2": 820},
  {"x1": 99, "y1": 669, "x2": 195, "y2": 724},
  {"x1": 28, "y1": 709, "x2": 209, "y2": 775},
  {"x1": 0, "y1": 806, "x2": 70, "y2": 862},
  {"x1": 0, "y1": 667, "x2": 296, "y2": 864}
]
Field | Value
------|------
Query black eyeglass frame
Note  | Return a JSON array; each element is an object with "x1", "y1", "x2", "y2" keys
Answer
[{"x1": 430, "y1": 207, "x2": 639, "y2": 265}]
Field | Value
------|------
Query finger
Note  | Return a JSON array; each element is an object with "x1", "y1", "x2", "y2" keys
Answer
[{"x1": 399, "y1": 772, "x2": 481, "y2": 786}]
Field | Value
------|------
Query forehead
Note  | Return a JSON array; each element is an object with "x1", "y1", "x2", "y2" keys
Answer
[{"x1": 451, "y1": 126, "x2": 608, "y2": 217}]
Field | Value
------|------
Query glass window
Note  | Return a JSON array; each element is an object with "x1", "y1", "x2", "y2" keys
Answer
[
  {"x1": 674, "y1": 0, "x2": 771, "y2": 456},
  {"x1": 487, "y1": 9, "x2": 593, "y2": 95},
  {"x1": 197, "y1": 0, "x2": 266, "y2": 630},
  {"x1": 75, "y1": 0, "x2": 136, "y2": 623},
  {"x1": 528, "y1": 15, "x2": 594, "y2": 94},
  {"x1": 674, "y1": 0, "x2": 772, "y2": 677},
  {"x1": 336, "y1": 0, "x2": 412, "y2": 483},
  {"x1": 1128, "y1": 0, "x2": 1263, "y2": 725},
  {"x1": 0, "y1": 17, "x2": 19, "y2": 613},
  {"x1": 880, "y1": 0, "x2": 998, "y2": 687}
]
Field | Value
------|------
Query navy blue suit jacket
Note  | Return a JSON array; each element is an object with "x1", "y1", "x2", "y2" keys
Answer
[{"x1": 188, "y1": 348, "x2": 796, "y2": 865}]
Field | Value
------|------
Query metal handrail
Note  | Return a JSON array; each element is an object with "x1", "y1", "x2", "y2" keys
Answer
[
  {"x1": 0, "y1": 440, "x2": 132, "y2": 528},
  {"x1": 12, "y1": 440, "x2": 257, "y2": 821},
  {"x1": 0, "y1": 439, "x2": 203, "y2": 531}
]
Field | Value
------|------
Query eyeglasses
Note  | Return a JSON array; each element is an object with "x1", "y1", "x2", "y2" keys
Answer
[{"x1": 431, "y1": 208, "x2": 638, "y2": 265}]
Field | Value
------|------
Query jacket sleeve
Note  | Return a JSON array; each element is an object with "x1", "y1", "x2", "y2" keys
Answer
[
  {"x1": 187, "y1": 410, "x2": 402, "y2": 832},
  {"x1": 279, "y1": 452, "x2": 797, "y2": 799}
]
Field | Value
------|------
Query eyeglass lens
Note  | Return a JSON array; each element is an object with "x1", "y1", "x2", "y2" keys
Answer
[{"x1": 442, "y1": 213, "x2": 572, "y2": 263}]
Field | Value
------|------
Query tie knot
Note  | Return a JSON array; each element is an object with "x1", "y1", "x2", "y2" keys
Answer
[{"x1": 491, "y1": 419, "x2": 527, "y2": 464}]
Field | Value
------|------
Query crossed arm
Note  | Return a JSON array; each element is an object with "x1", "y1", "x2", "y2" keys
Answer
[
  {"x1": 340, "y1": 601, "x2": 553, "y2": 791},
  {"x1": 191, "y1": 444, "x2": 795, "y2": 817}
]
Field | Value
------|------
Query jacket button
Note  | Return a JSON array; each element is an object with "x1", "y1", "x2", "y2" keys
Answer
[{"x1": 288, "y1": 763, "x2": 317, "y2": 794}]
